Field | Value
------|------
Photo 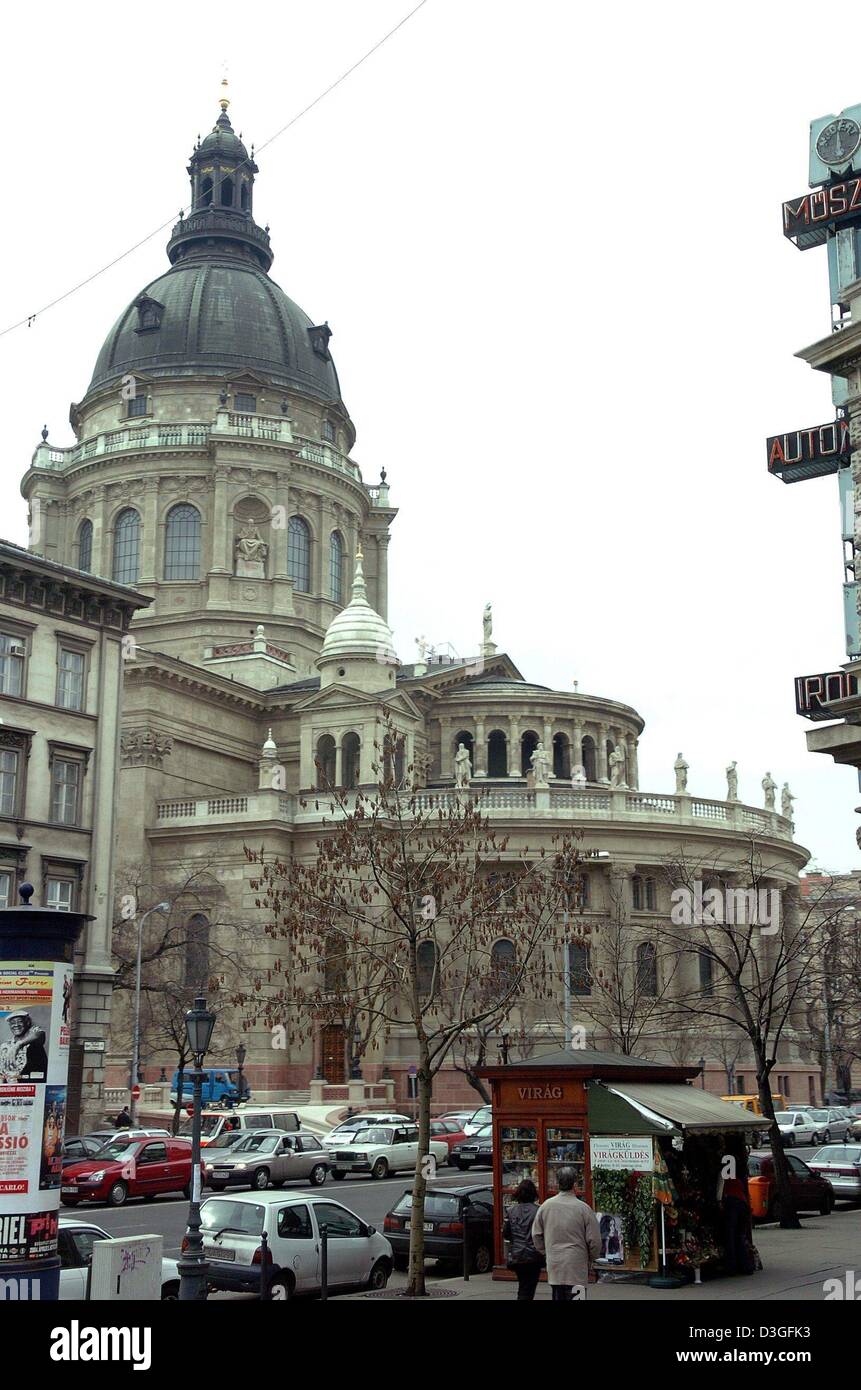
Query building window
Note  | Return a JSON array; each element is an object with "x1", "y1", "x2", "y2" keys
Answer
[
  {"x1": 51, "y1": 758, "x2": 82, "y2": 826},
  {"x1": 46, "y1": 878, "x2": 75, "y2": 912},
  {"x1": 581, "y1": 735, "x2": 596, "y2": 783},
  {"x1": 321, "y1": 419, "x2": 336, "y2": 444},
  {"x1": 736, "y1": 1075, "x2": 746, "y2": 1094},
  {"x1": 234, "y1": 392, "x2": 256, "y2": 413},
  {"x1": 487, "y1": 729, "x2": 508, "y2": 777},
  {"x1": 341, "y1": 732, "x2": 360, "y2": 789},
  {"x1": 164, "y1": 504, "x2": 201, "y2": 581},
  {"x1": 0, "y1": 870, "x2": 11, "y2": 909},
  {"x1": 490, "y1": 939, "x2": 516, "y2": 997},
  {"x1": 698, "y1": 950, "x2": 713, "y2": 996},
  {"x1": 632, "y1": 875, "x2": 643, "y2": 910},
  {"x1": 636, "y1": 941, "x2": 658, "y2": 997},
  {"x1": 185, "y1": 914, "x2": 210, "y2": 990},
  {"x1": 568, "y1": 942, "x2": 591, "y2": 996},
  {"x1": 77, "y1": 520, "x2": 93, "y2": 573},
  {"x1": 553, "y1": 733, "x2": 571, "y2": 779},
  {"x1": 329, "y1": 531, "x2": 344, "y2": 603},
  {"x1": 316, "y1": 735, "x2": 336, "y2": 790},
  {"x1": 288, "y1": 516, "x2": 311, "y2": 593},
  {"x1": 57, "y1": 647, "x2": 86, "y2": 712},
  {"x1": 127, "y1": 394, "x2": 148, "y2": 418},
  {"x1": 645, "y1": 877, "x2": 657, "y2": 911},
  {"x1": 416, "y1": 941, "x2": 437, "y2": 1000},
  {"x1": 0, "y1": 632, "x2": 26, "y2": 697},
  {"x1": 0, "y1": 750, "x2": 19, "y2": 817},
  {"x1": 112, "y1": 509, "x2": 141, "y2": 585}
]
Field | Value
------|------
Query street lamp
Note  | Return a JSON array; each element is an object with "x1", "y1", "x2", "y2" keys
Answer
[
  {"x1": 236, "y1": 1041, "x2": 247, "y2": 1101},
  {"x1": 130, "y1": 901, "x2": 170, "y2": 1125},
  {"x1": 699, "y1": 1056, "x2": 707, "y2": 1090},
  {"x1": 178, "y1": 995, "x2": 216, "y2": 1301}
]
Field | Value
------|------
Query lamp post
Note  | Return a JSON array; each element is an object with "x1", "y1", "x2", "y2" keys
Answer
[
  {"x1": 178, "y1": 995, "x2": 216, "y2": 1301},
  {"x1": 130, "y1": 901, "x2": 169, "y2": 1125},
  {"x1": 699, "y1": 1056, "x2": 707, "y2": 1090},
  {"x1": 236, "y1": 1041, "x2": 247, "y2": 1102}
]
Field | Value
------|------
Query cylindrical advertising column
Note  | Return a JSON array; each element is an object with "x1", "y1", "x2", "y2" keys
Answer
[{"x1": 0, "y1": 885, "x2": 91, "y2": 1300}]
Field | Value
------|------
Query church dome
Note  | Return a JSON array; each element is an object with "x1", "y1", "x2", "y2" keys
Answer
[
  {"x1": 318, "y1": 551, "x2": 398, "y2": 667},
  {"x1": 84, "y1": 97, "x2": 345, "y2": 409}
]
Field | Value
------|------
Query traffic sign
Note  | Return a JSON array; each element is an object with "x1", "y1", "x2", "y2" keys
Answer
[{"x1": 131, "y1": 1084, "x2": 141, "y2": 1101}]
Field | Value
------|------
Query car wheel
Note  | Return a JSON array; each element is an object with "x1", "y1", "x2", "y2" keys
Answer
[
  {"x1": 785, "y1": 1134, "x2": 795, "y2": 1147},
  {"x1": 161, "y1": 1281, "x2": 180, "y2": 1300},
  {"x1": 367, "y1": 1259, "x2": 390, "y2": 1291},
  {"x1": 330, "y1": 1169, "x2": 346, "y2": 1181},
  {"x1": 310, "y1": 1164, "x2": 327, "y2": 1186},
  {"x1": 470, "y1": 1243, "x2": 493, "y2": 1275},
  {"x1": 823, "y1": 1129, "x2": 832, "y2": 1143},
  {"x1": 371, "y1": 1157, "x2": 389, "y2": 1180},
  {"x1": 252, "y1": 1167, "x2": 270, "y2": 1191},
  {"x1": 820, "y1": 1190, "x2": 834, "y2": 1216},
  {"x1": 107, "y1": 1180, "x2": 128, "y2": 1208},
  {"x1": 269, "y1": 1275, "x2": 294, "y2": 1301}
]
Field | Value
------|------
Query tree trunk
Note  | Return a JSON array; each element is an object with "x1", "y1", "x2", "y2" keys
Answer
[
  {"x1": 405, "y1": 1052, "x2": 433, "y2": 1297},
  {"x1": 756, "y1": 1056, "x2": 800, "y2": 1230}
]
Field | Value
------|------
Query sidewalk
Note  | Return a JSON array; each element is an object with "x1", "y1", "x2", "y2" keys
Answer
[{"x1": 355, "y1": 1209, "x2": 861, "y2": 1301}]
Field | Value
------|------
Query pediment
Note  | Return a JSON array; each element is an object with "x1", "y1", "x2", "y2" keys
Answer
[{"x1": 295, "y1": 683, "x2": 422, "y2": 722}]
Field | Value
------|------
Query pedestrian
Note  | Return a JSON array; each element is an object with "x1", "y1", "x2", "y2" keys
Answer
[
  {"x1": 503, "y1": 1178, "x2": 544, "y2": 1300},
  {"x1": 531, "y1": 1166, "x2": 601, "y2": 1301},
  {"x1": 717, "y1": 1161, "x2": 755, "y2": 1275},
  {"x1": 114, "y1": 1104, "x2": 132, "y2": 1129}
]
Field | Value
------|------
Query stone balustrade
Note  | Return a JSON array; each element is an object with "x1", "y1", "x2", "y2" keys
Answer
[{"x1": 154, "y1": 781, "x2": 795, "y2": 840}]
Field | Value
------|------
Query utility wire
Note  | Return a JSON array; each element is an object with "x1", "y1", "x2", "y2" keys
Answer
[{"x1": 0, "y1": 0, "x2": 430, "y2": 340}]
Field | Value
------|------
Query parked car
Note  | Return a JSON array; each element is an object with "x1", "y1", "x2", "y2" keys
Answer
[
  {"x1": 61, "y1": 1135, "x2": 202, "y2": 1208},
  {"x1": 772, "y1": 1111, "x2": 821, "y2": 1146},
  {"x1": 170, "y1": 1066, "x2": 249, "y2": 1107},
  {"x1": 807, "y1": 1144, "x2": 861, "y2": 1202},
  {"x1": 823, "y1": 1108, "x2": 853, "y2": 1141},
  {"x1": 849, "y1": 1113, "x2": 861, "y2": 1142},
  {"x1": 178, "y1": 1106, "x2": 301, "y2": 1147},
  {"x1": 328, "y1": 1124, "x2": 448, "y2": 1180},
  {"x1": 437, "y1": 1110, "x2": 478, "y2": 1129},
  {"x1": 747, "y1": 1150, "x2": 834, "y2": 1220},
  {"x1": 321, "y1": 1113, "x2": 411, "y2": 1147},
  {"x1": 58, "y1": 1216, "x2": 181, "y2": 1299},
  {"x1": 451, "y1": 1123, "x2": 494, "y2": 1170},
  {"x1": 205, "y1": 1130, "x2": 329, "y2": 1191},
  {"x1": 804, "y1": 1108, "x2": 851, "y2": 1143},
  {"x1": 463, "y1": 1105, "x2": 492, "y2": 1137},
  {"x1": 200, "y1": 1129, "x2": 249, "y2": 1156},
  {"x1": 86, "y1": 1128, "x2": 171, "y2": 1144},
  {"x1": 429, "y1": 1119, "x2": 468, "y2": 1152},
  {"x1": 384, "y1": 1183, "x2": 495, "y2": 1273},
  {"x1": 720, "y1": 1093, "x2": 786, "y2": 1116},
  {"x1": 61, "y1": 1136, "x2": 105, "y2": 1167},
  {"x1": 198, "y1": 1191, "x2": 392, "y2": 1297}
]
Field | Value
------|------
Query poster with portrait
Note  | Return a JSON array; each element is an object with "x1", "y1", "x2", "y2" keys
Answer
[
  {"x1": 597, "y1": 1211, "x2": 626, "y2": 1264},
  {"x1": 0, "y1": 967, "x2": 53, "y2": 1083},
  {"x1": 39, "y1": 1085, "x2": 66, "y2": 1190}
]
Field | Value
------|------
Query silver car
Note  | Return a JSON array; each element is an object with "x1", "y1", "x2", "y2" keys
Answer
[
  {"x1": 205, "y1": 1130, "x2": 329, "y2": 1192},
  {"x1": 808, "y1": 1144, "x2": 861, "y2": 1201}
]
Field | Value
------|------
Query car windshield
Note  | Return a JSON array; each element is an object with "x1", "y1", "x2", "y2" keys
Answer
[
  {"x1": 207, "y1": 1132, "x2": 244, "y2": 1150},
  {"x1": 200, "y1": 1200, "x2": 264, "y2": 1235},
  {"x1": 812, "y1": 1145, "x2": 861, "y2": 1162},
  {"x1": 233, "y1": 1134, "x2": 279, "y2": 1154},
  {"x1": 773, "y1": 1113, "x2": 799, "y2": 1124},
  {"x1": 472, "y1": 1125, "x2": 493, "y2": 1140},
  {"x1": 355, "y1": 1128, "x2": 395, "y2": 1145},
  {"x1": 94, "y1": 1141, "x2": 139, "y2": 1162},
  {"x1": 394, "y1": 1193, "x2": 461, "y2": 1218},
  {"x1": 809, "y1": 1110, "x2": 830, "y2": 1121}
]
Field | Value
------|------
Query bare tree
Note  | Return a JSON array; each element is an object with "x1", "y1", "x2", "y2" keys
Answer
[{"x1": 246, "y1": 717, "x2": 586, "y2": 1296}]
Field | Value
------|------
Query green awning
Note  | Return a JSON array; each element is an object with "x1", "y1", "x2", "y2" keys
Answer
[
  {"x1": 587, "y1": 1083, "x2": 667, "y2": 1136},
  {"x1": 601, "y1": 1082, "x2": 757, "y2": 1134}
]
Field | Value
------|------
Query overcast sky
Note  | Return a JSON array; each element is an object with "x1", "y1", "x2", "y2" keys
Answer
[{"x1": 3, "y1": 0, "x2": 859, "y2": 869}]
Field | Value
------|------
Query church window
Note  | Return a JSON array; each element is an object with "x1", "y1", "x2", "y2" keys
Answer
[
  {"x1": 127, "y1": 394, "x2": 148, "y2": 417},
  {"x1": 568, "y1": 942, "x2": 591, "y2": 996},
  {"x1": 341, "y1": 732, "x2": 360, "y2": 789},
  {"x1": 416, "y1": 941, "x2": 437, "y2": 1000},
  {"x1": 645, "y1": 877, "x2": 657, "y2": 911},
  {"x1": 112, "y1": 509, "x2": 141, "y2": 586},
  {"x1": 581, "y1": 735, "x2": 596, "y2": 782},
  {"x1": 636, "y1": 941, "x2": 658, "y2": 997},
  {"x1": 490, "y1": 938, "x2": 517, "y2": 997},
  {"x1": 329, "y1": 531, "x2": 344, "y2": 603},
  {"x1": 77, "y1": 520, "x2": 93, "y2": 573},
  {"x1": 288, "y1": 516, "x2": 311, "y2": 592},
  {"x1": 201, "y1": 176, "x2": 213, "y2": 207},
  {"x1": 632, "y1": 875, "x2": 643, "y2": 910},
  {"x1": 234, "y1": 392, "x2": 256, "y2": 413},
  {"x1": 164, "y1": 504, "x2": 201, "y2": 581},
  {"x1": 322, "y1": 419, "x2": 336, "y2": 444},
  {"x1": 487, "y1": 729, "x2": 507, "y2": 777},
  {"x1": 316, "y1": 735, "x2": 336, "y2": 790},
  {"x1": 240, "y1": 181, "x2": 250, "y2": 211},
  {"x1": 220, "y1": 176, "x2": 234, "y2": 207}
]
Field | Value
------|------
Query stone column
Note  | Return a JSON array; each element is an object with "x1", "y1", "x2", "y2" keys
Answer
[
  {"x1": 543, "y1": 719, "x2": 554, "y2": 775},
  {"x1": 334, "y1": 738, "x2": 343, "y2": 789},
  {"x1": 439, "y1": 717, "x2": 453, "y2": 779},
  {"x1": 210, "y1": 467, "x2": 231, "y2": 573},
  {"x1": 140, "y1": 478, "x2": 159, "y2": 583},
  {"x1": 629, "y1": 738, "x2": 640, "y2": 790},
  {"x1": 597, "y1": 723, "x2": 609, "y2": 783},
  {"x1": 509, "y1": 717, "x2": 521, "y2": 776},
  {"x1": 91, "y1": 485, "x2": 107, "y2": 577},
  {"x1": 572, "y1": 720, "x2": 583, "y2": 772},
  {"x1": 376, "y1": 533, "x2": 390, "y2": 620},
  {"x1": 474, "y1": 718, "x2": 486, "y2": 777},
  {"x1": 607, "y1": 864, "x2": 631, "y2": 922}
]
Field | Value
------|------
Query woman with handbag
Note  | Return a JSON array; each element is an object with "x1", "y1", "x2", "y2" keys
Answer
[{"x1": 503, "y1": 1178, "x2": 544, "y2": 1299}]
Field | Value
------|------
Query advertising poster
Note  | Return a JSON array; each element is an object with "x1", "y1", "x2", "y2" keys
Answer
[
  {"x1": 39, "y1": 1085, "x2": 67, "y2": 1190},
  {"x1": 589, "y1": 1136, "x2": 654, "y2": 1172},
  {"x1": 0, "y1": 1085, "x2": 36, "y2": 1195},
  {"x1": 0, "y1": 1208, "x2": 59, "y2": 1261},
  {"x1": 598, "y1": 1211, "x2": 626, "y2": 1264}
]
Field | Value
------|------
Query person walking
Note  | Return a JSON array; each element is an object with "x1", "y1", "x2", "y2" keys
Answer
[
  {"x1": 114, "y1": 1104, "x2": 132, "y2": 1129},
  {"x1": 503, "y1": 1179, "x2": 543, "y2": 1299},
  {"x1": 531, "y1": 1166, "x2": 601, "y2": 1301}
]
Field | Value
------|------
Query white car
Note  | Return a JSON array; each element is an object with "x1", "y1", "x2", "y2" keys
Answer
[
  {"x1": 200, "y1": 1190, "x2": 393, "y2": 1298},
  {"x1": 464, "y1": 1105, "x2": 492, "y2": 1136},
  {"x1": 328, "y1": 1123, "x2": 449, "y2": 1180},
  {"x1": 774, "y1": 1110, "x2": 821, "y2": 1146},
  {"x1": 58, "y1": 1216, "x2": 181, "y2": 1299},
  {"x1": 322, "y1": 1112, "x2": 412, "y2": 1147}
]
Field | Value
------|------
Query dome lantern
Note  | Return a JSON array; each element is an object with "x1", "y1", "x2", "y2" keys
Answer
[{"x1": 317, "y1": 549, "x2": 399, "y2": 690}]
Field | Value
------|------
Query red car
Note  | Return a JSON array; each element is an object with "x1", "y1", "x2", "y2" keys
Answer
[
  {"x1": 61, "y1": 1135, "x2": 201, "y2": 1209},
  {"x1": 747, "y1": 1150, "x2": 834, "y2": 1221},
  {"x1": 429, "y1": 1120, "x2": 468, "y2": 1153}
]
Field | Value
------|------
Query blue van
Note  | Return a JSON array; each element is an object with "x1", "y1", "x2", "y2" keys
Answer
[{"x1": 170, "y1": 1068, "x2": 249, "y2": 1107}]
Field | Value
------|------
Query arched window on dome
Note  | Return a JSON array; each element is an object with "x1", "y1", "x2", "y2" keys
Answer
[
  {"x1": 220, "y1": 176, "x2": 234, "y2": 208},
  {"x1": 112, "y1": 509, "x2": 140, "y2": 586},
  {"x1": 201, "y1": 176, "x2": 213, "y2": 207},
  {"x1": 520, "y1": 730, "x2": 539, "y2": 775},
  {"x1": 487, "y1": 730, "x2": 507, "y2": 778},
  {"x1": 636, "y1": 941, "x2": 658, "y2": 998},
  {"x1": 288, "y1": 516, "x2": 311, "y2": 593},
  {"x1": 581, "y1": 735, "x2": 596, "y2": 783},
  {"x1": 329, "y1": 531, "x2": 344, "y2": 603},
  {"x1": 240, "y1": 181, "x2": 250, "y2": 211},
  {"x1": 316, "y1": 735, "x2": 336, "y2": 791},
  {"x1": 77, "y1": 520, "x2": 93, "y2": 574},
  {"x1": 164, "y1": 504, "x2": 201, "y2": 581},
  {"x1": 341, "y1": 732, "x2": 360, "y2": 790},
  {"x1": 553, "y1": 732, "x2": 571, "y2": 779}
]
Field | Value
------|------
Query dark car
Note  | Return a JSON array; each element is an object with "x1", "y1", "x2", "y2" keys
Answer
[
  {"x1": 747, "y1": 1150, "x2": 835, "y2": 1221},
  {"x1": 384, "y1": 1184, "x2": 494, "y2": 1273},
  {"x1": 62, "y1": 1136, "x2": 105, "y2": 1167},
  {"x1": 451, "y1": 1124, "x2": 493, "y2": 1170}
]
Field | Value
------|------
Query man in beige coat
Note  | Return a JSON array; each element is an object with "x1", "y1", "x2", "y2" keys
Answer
[{"x1": 531, "y1": 1166, "x2": 602, "y2": 1301}]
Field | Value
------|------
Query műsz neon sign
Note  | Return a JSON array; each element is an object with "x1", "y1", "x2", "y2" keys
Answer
[{"x1": 783, "y1": 177, "x2": 861, "y2": 248}]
